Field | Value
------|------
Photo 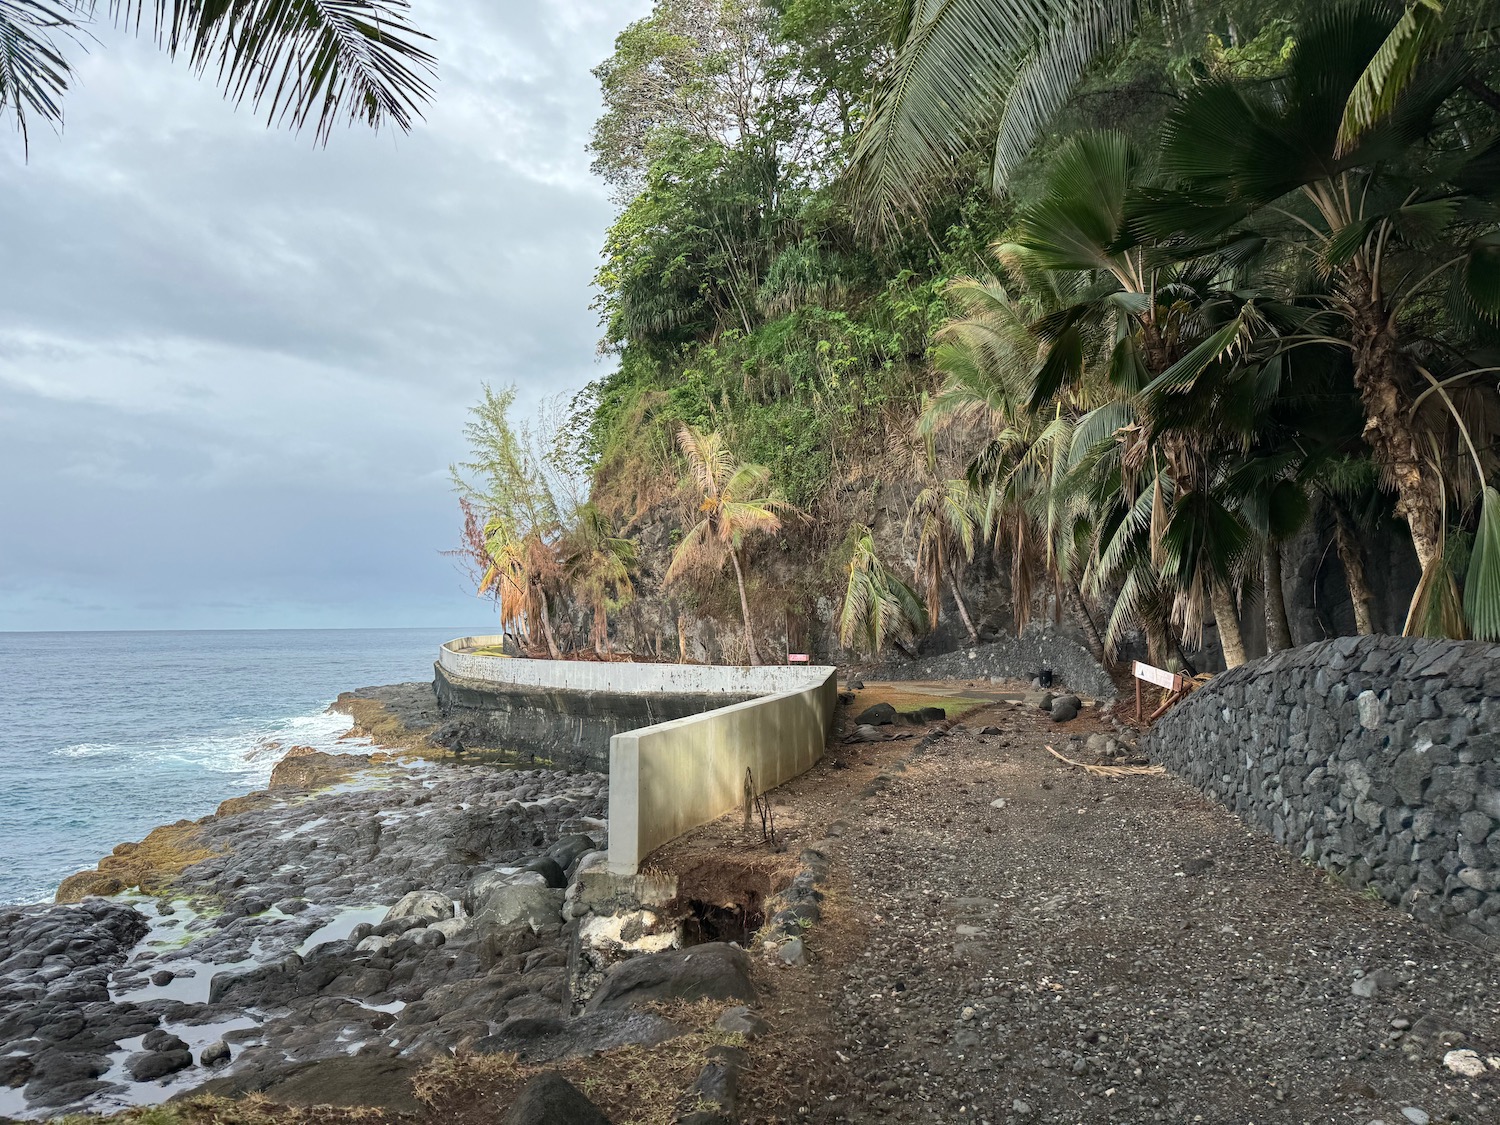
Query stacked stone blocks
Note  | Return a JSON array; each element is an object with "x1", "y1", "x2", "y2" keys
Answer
[{"x1": 1144, "y1": 636, "x2": 1500, "y2": 950}]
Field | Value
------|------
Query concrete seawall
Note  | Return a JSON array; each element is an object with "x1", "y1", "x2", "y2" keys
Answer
[{"x1": 436, "y1": 638, "x2": 838, "y2": 872}]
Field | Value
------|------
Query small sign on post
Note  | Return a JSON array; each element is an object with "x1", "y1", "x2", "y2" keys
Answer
[{"x1": 1133, "y1": 660, "x2": 1183, "y2": 722}]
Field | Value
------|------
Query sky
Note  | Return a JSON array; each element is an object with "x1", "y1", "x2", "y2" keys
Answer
[{"x1": 0, "y1": 0, "x2": 650, "y2": 632}]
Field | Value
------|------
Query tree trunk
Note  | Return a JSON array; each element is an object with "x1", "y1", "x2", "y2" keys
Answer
[
  {"x1": 946, "y1": 565, "x2": 979, "y2": 643},
  {"x1": 1211, "y1": 581, "x2": 1248, "y2": 669},
  {"x1": 538, "y1": 595, "x2": 561, "y2": 660},
  {"x1": 1347, "y1": 288, "x2": 1443, "y2": 571},
  {"x1": 1263, "y1": 541, "x2": 1293, "y2": 652},
  {"x1": 1068, "y1": 579, "x2": 1108, "y2": 664},
  {"x1": 729, "y1": 549, "x2": 761, "y2": 665},
  {"x1": 676, "y1": 613, "x2": 690, "y2": 663},
  {"x1": 1333, "y1": 509, "x2": 1377, "y2": 635}
]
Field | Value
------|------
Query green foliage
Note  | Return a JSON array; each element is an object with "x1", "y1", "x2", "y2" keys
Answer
[{"x1": 838, "y1": 523, "x2": 926, "y2": 655}]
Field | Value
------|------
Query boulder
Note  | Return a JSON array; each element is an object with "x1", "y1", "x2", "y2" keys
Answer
[
  {"x1": 585, "y1": 943, "x2": 755, "y2": 1013},
  {"x1": 523, "y1": 857, "x2": 568, "y2": 890},
  {"x1": 475, "y1": 1012, "x2": 682, "y2": 1063},
  {"x1": 1050, "y1": 695, "x2": 1081, "y2": 722},
  {"x1": 200, "y1": 1041, "x2": 231, "y2": 1067},
  {"x1": 902, "y1": 706, "x2": 947, "y2": 724},
  {"x1": 1038, "y1": 693, "x2": 1055, "y2": 712},
  {"x1": 383, "y1": 891, "x2": 453, "y2": 924},
  {"x1": 267, "y1": 746, "x2": 363, "y2": 791},
  {"x1": 127, "y1": 1049, "x2": 193, "y2": 1081},
  {"x1": 191, "y1": 1054, "x2": 423, "y2": 1114},
  {"x1": 855, "y1": 703, "x2": 899, "y2": 726},
  {"x1": 54, "y1": 871, "x2": 126, "y2": 904},
  {"x1": 502, "y1": 1072, "x2": 610, "y2": 1125},
  {"x1": 473, "y1": 885, "x2": 564, "y2": 931},
  {"x1": 714, "y1": 1006, "x2": 769, "y2": 1039}
]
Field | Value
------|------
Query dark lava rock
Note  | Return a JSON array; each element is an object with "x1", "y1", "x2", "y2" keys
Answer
[
  {"x1": 190, "y1": 1053, "x2": 423, "y2": 1114},
  {"x1": 149, "y1": 970, "x2": 175, "y2": 987},
  {"x1": 585, "y1": 943, "x2": 755, "y2": 1013},
  {"x1": 128, "y1": 1049, "x2": 193, "y2": 1081},
  {"x1": 200, "y1": 1040, "x2": 231, "y2": 1067},
  {"x1": 475, "y1": 1012, "x2": 682, "y2": 1062},
  {"x1": 1050, "y1": 694, "x2": 1081, "y2": 722},
  {"x1": 142, "y1": 1029, "x2": 189, "y2": 1053},
  {"x1": 502, "y1": 1071, "x2": 611, "y2": 1125},
  {"x1": 855, "y1": 703, "x2": 899, "y2": 726},
  {"x1": 678, "y1": 1044, "x2": 748, "y2": 1125},
  {"x1": 980, "y1": 725, "x2": 1002, "y2": 736},
  {"x1": 523, "y1": 856, "x2": 568, "y2": 889},
  {"x1": 0, "y1": 1052, "x2": 33, "y2": 1087},
  {"x1": 545, "y1": 834, "x2": 597, "y2": 877},
  {"x1": 902, "y1": 706, "x2": 947, "y2": 724},
  {"x1": 1038, "y1": 692, "x2": 1055, "y2": 711}
]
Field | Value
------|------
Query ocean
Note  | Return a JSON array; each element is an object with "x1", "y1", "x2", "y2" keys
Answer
[{"x1": 0, "y1": 627, "x2": 483, "y2": 907}]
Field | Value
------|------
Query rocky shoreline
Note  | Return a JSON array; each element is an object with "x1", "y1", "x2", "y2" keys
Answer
[{"x1": 0, "y1": 685, "x2": 610, "y2": 1120}]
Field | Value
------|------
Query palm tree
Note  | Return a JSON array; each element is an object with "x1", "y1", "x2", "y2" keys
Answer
[
  {"x1": 1143, "y1": 1, "x2": 1500, "y2": 633},
  {"x1": 664, "y1": 424, "x2": 790, "y2": 665},
  {"x1": 474, "y1": 511, "x2": 563, "y2": 659},
  {"x1": 0, "y1": 0, "x2": 435, "y2": 150},
  {"x1": 838, "y1": 524, "x2": 928, "y2": 657},
  {"x1": 905, "y1": 434, "x2": 983, "y2": 641},
  {"x1": 561, "y1": 503, "x2": 638, "y2": 655}
]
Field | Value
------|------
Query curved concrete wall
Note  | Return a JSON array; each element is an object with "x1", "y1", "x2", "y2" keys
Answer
[
  {"x1": 440, "y1": 639, "x2": 838, "y2": 873},
  {"x1": 1143, "y1": 636, "x2": 1500, "y2": 950},
  {"x1": 441, "y1": 637, "x2": 832, "y2": 696}
]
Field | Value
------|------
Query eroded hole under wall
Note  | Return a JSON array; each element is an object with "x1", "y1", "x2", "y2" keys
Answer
[{"x1": 669, "y1": 858, "x2": 790, "y2": 947}]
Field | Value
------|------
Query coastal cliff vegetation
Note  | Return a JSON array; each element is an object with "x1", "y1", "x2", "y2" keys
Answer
[{"x1": 456, "y1": 0, "x2": 1500, "y2": 668}]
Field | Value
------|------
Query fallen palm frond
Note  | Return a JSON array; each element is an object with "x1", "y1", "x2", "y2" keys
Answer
[{"x1": 1045, "y1": 743, "x2": 1165, "y2": 779}]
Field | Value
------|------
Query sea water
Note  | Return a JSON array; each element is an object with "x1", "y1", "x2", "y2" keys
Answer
[{"x1": 0, "y1": 627, "x2": 484, "y2": 906}]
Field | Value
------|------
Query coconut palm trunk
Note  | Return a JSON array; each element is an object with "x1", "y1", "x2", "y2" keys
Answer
[
  {"x1": 1211, "y1": 581, "x2": 1248, "y2": 668},
  {"x1": 946, "y1": 564, "x2": 980, "y2": 643},
  {"x1": 729, "y1": 549, "x2": 761, "y2": 665},
  {"x1": 1333, "y1": 508, "x2": 1377, "y2": 635},
  {"x1": 1263, "y1": 542, "x2": 1293, "y2": 653},
  {"x1": 1068, "y1": 579, "x2": 1107, "y2": 664}
]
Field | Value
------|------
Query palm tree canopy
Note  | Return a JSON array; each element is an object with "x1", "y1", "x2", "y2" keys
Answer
[
  {"x1": 664, "y1": 424, "x2": 789, "y2": 584},
  {"x1": 0, "y1": 0, "x2": 435, "y2": 149}
]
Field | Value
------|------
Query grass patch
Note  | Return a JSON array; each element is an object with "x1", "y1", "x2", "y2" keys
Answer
[{"x1": 851, "y1": 686, "x2": 991, "y2": 720}]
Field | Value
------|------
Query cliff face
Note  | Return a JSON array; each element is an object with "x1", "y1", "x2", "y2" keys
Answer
[{"x1": 590, "y1": 472, "x2": 1424, "y2": 675}]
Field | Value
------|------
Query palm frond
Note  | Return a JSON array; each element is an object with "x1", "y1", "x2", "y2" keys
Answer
[
  {"x1": 112, "y1": 0, "x2": 436, "y2": 141},
  {"x1": 1337, "y1": 0, "x2": 1447, "y2": 156},
  {"x1": 992, "y1": 0, "x2": 1135, "y2": 190},
  {"x1": 0, "y1": 0, "x2": 74, "y2": 150},
  {"x1": 847, "y1": 0, "x2": 1058, "y2": 228},
  {"x1": 1463, "y1": 485, "x2": 1500, "y2": 641}
]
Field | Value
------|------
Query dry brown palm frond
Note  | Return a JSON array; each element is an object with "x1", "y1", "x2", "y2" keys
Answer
[{"x1": 1045, "y1": 744, "x2": 1165, "y2": 779}]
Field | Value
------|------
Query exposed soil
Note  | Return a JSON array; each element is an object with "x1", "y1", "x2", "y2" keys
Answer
[{"x1": 718, "y1": 690, "x2": 1500, "y2": 1124}]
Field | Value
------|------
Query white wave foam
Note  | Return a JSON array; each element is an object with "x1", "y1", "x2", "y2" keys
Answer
[{"x1": 54, "y1": 742, "x2": 123, "y2": 758}]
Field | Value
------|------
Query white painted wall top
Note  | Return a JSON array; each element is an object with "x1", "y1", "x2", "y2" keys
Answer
[{"x1": 440, "y1": 636, "x2": 836, "y2": 696}]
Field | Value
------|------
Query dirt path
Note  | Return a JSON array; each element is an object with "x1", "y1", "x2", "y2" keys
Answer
[{"x1": 709, "y1": 692, "x2": 1499, "y2": 1125}]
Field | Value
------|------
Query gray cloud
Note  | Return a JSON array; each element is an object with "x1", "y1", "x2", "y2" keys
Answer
[{"x1": 0, "y1": 1, "x2": 647, "y2": 630}]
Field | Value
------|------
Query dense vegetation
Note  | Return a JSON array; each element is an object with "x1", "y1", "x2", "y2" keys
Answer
[{"x1": 458, "y1": 0, "x2": 1500, "y2": 669}]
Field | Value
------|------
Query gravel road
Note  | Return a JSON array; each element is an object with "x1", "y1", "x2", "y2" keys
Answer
[{"x1": 754, "y1": 698, "x2": 1498, "y2": 1125}]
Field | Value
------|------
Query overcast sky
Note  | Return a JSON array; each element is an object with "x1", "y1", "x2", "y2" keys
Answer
[{"x1": 0, "y1": 0, "x2": 650, "y2": 631}]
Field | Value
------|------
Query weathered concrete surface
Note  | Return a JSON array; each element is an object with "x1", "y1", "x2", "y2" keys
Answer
[
  {"x1": 434, "y1": 641, "x2": 838, "y2": 770},
  {"x1": 608, "y1": 670, "x2": 838, "y2": 873},
  {"x1": 1144, "y1": 636, "x2": 1500, "y2": 950},
  {"x1": 433, "y1": 664, "x2": 746, "y2": 772}
]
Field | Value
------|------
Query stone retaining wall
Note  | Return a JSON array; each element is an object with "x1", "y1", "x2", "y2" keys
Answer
[
  {"x1": 866, "y1": 627, "x2": 1116, "y2": 701},
  {"x1": 1143, "y1": 636, "x2": 1500, "y2": 950}
]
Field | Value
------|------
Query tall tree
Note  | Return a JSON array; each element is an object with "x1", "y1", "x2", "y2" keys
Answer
[
  {"x1": 0, "y1": 0, "x2": 434, "y2": 150},
  {"x1": 1143, "y1": 0, "x2": 1500, "y2": 632},
  {"x1": 664, "y1": 424, "x2": 790, "y2": 664}
]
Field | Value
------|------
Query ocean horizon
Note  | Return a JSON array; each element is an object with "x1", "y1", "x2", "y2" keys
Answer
[{"x1": 0, "y1": 627, "x2": 488, "y2": 907}]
